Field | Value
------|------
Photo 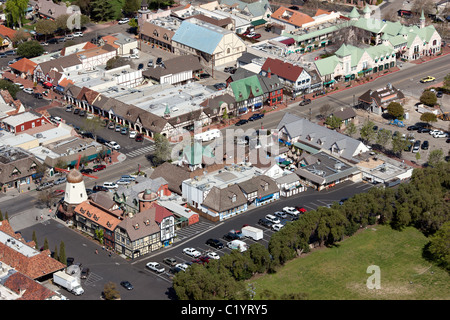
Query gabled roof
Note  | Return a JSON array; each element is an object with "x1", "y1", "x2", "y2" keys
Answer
[
  {"x1": 230, "y1": 75, "x2": 264, "y2": 102},
  {"x1": 0, "y1": 25, "x2": 17, "y2": 39},
  {"x1": 202, "y1": 184, "x2": 247, "y2": 213},
  {"x1": 238, "y1": 175, "x2": 279, "y2": 198},
  {"x1": 261, "y1": 57, "x2": 305, "y2": 82},
  {"x1": 142, "y1": 55, "x2": 203, "y2": 80},
  {"x1": 271, "y1": 6, "x2": 314, "y2": 27},
  {"x1": 9, "y1": 58, "x2": 37, "y2": 75},
  {"x1": 172, "y1": 19, "x2": 227, "y2": 54}
]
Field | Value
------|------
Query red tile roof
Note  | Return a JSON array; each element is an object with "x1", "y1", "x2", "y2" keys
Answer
[
  {"x1": 3, "y1": 272, "x2": 56, "y2": 300},
  {"x1": 9, "y1": 58, "x2": 37, "y2": 75},
  {"x1": 271, "y1": 7, "x2": 314, "y2": 27},
  {"x1": 261, "y1": 57, "x2": 304, "y2": 82},
  {"x1": 0, "y1": 25, "x2": 17, "y2": 39},
  {"x1": 0, "y1": 220, "x2": 66, "y2": 280}
]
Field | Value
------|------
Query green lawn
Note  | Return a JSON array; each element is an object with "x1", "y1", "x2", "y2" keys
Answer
[{"x1": 251, "y1": 225, "x2": 450, "y2": 300}]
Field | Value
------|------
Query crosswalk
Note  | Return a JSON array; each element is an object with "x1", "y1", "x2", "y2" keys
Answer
[{"x1": 124, "y1": 145, "x2": 155, "y2": 158}]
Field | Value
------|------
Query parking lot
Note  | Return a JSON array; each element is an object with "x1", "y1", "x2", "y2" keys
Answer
[{"x1": 47, "y1": 106, "x2": 155, "y2": 158}]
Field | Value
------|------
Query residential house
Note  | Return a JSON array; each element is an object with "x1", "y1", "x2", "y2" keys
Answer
[
  {"x1": 33, "y1": 0, "x2": 81, "y2": 20},
  {"x1": 201, "y1": 184, "x2": 248, "y2": 221},
  {"x1": 171, "y1": 18, "x2": 246, "y2": 67},
  {"x1": 330, "y1": 107, "x2": 358, "y2": 129},
  {"x1": 260, "y1": 57, "x2": 311, "y2": 97},
  {"x1": 0, "y1": 25, "x2": 17, "y2": 49},
  {"x1": 358, "y1": 84, "x2": 405, "y2": 115},
  {"x1": 237, "y1": 175, "x2": 280, "y2": 206},
  {"x1": 99, "y1": 33, "x2": 138, "y2": 56},
  {"x1": 270, "y1": 6, "x2": 315, "y2": 32},
  {"x1": 142, "y1": 54, "x2": 203, "y2": 85}
]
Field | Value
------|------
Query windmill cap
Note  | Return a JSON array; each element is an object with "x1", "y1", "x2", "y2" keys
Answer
[{"x1": 67, "y1": 169, "x2": 84, "y2": 183}]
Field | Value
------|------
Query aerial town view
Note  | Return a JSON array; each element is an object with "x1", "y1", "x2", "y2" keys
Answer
[{"x1": 0, "y1": 0, "x2": 448, "y2": 309}]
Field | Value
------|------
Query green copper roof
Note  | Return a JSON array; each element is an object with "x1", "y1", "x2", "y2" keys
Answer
[
  {"x1": 363, "y1": 5, "x2": 371, "y2": 13},
  {"x1": 335, "y1": 44, "x2": 352, "y2": 57},
  {"x1": 230, "y1": 75, "x2": 264, "y2": 102},
  {"x1": 348, "y1": 7, "x2": 360, "y2": 19}
]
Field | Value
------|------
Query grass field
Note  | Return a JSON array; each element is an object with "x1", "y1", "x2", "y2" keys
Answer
[{"x1": 250, "y1": 225, "x2": 450, "y2": 300}]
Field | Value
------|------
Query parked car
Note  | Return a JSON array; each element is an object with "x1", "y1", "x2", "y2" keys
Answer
[
  {"x1": 120, "y1": 281, "x2": 134, "y2": 290},
  {"x1": 433, "y1": 132, "x2": 449, "y2": 138},
  {"x1": 34, "y1": 93, "x2": 43, "y2": 99},
  {"x1": 147, "y1": 59, "x2": 153, "y2": 67},
  {"x1": 73, "y1": 108, "x2": 81, "y2": 115},
  {"x1": 106, "y1": 141, "x2": 120, "y2": 150},
  {"x1": 273, "y1": 211, "x2": 287, "y2": 219},
  {"x1": 258, "y1": 218, "x2": 273, "y2": 228},
  {"x1": 65, "y1": 105, "x2": 73, "y2": 112},
  {"x1": 73, "y1": 31, "x2": 83, "y2": 37},
  {"x1": 79, "y1": 110, "x2": 86, "y2": 117},
  {"x1": 206, "y1": 252, "x2": 220, "y2": 260},
  {"x1": 235, "y1": 119, "x2": 248, "y2": 126},
  {"x1": 339, "y1": 198, "x2": 349, "y2": 205},
  {"x1": 65, "y1": 34, "x2": 74, "y2": 40},
  {"x1": 23, "y1": 88, "x2": 34, "y2": 94},
  {"x1": 53, "y1": 189, "x2": 65, "y2": 197},
  {"x1": 265, "y1": 214, "x2": 281, "y2": 224},
  {"x1": 407, "y1": 125, "x2": 419, "y2": 131},
  {"x1": 299, "y1": 99, "x2": 311, "y2": 106},
  {"x1": 81, "y1": 168, "x2": 94, "y2": 174},
  {"x1": 169, "y1": 266, "x2": 183, "y2": 275},
  {"x1": 246, "y1": 32, "x2": 256, "y2": 37},
  {"x1": 295, "y1": 206, "x2": 307, "y2": 213},
  {"x1": 108, "y1": 122, "x2": 115, "y2": 129},
  {"x1": 81, "y1": 267, "x2": 90, "y2": 279},
  {"x1": 175, "y1": 263, "x2": 189, "y2": 272},
  {"x1": 135, "y1": 134, "x2": 144, "y2": 142},
  {"x1": 103, "y1": 182, "x2": 118, "y2": 189},
  {"x1": 96, "y1": 137, "x2": 109, "y2": 145},
  {"x1": 252, "y1": 33, "x2": 261, "y2": 39},
  {"x1": 120, "y1": 127, "x2": 128, "y2": 135},
  {"x1": 223, "y1": 232, "x2": 241, "y2": 241},
  {"x1": 121, "y1": 175, "x2": 136, "y2": 181},
  {"x1": 249, "y1": 113, "x2": 264, "y2": 121},
  {"x1": 418, "y1": 127, "x2": 431, "y2": 133},
  {"x1": 283, "y1": 207, "x2": 299, "y2": 216},
  {"x1": 36, "y1": 181, "x2": 54, "y2": 191},
  {"x1": 118, "y1": 18, "x2": 130, "y2": 24},
  {"x1": 272, "y1": 223, "x2": 284, "y2": 231},
  {"x1": 53, "y1": 177, "x2": 67, "y2": 185},
  {"x1": 205, "y1": 238, "x2": 224, "y2": 249},
  {"x1": 436, "y1": 91, "x2": 443, "y2": 98},
  {"x1": 93, "y1": 185, "x2": 109, "y2": 192},
  {"x1": 224, "y1": 66, "x2": 236, "y2": 73},
  {"x1": 163, "y1": 257, "x2": 177, "y2": 267},
  {"x1": 199, "y1": 73, "x2": 211, "y2": 79},
  {"x1": 129, "y1": 130, "x2": 137, "y2": 138},
  {"x1": 0, "y1": 53, "x2": 6, "y2": 58},
  {"x1": 156, "y1": 57, "x2": 163, "y2": 65},
  {"x1": 421, "y1": 140, "x2": 429, "y2": 150},
  {"x1": 183, "y1": 248, "x2": 201, "y2": 258},
  {"x1": 213, "y1": 83, "x2": 226, "y2": 90},
  {"x1": 412, "y1": 140, "x2": 421, "y2": 153},
  {"x1": 14, "y1": 83, "x2": 24, "y2": 90},
  {"x1": 115, "y1": 125, "x2": 122, "y2": 132},
  {"x1": 93, "y1": 164, "x2": 106, "y2": 172},
  {"x1": 116, "y1": 179, "x2": 131, "y2": 185}
]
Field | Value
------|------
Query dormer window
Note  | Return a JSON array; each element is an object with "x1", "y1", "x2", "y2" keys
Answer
[
  {"x1": 134, "y1": 223, "x2": 139, "y2": 230},
  {"x1": 144, "y1": 219, "x2": 150, "y2": 226},
  {"x1": 231, "y1": 194, "x2": 237, "y2": 202}
]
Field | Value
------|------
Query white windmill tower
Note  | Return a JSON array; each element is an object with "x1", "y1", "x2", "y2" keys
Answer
[{"x1": 55, "y1": 155, "x2": 98, "y2": 220}]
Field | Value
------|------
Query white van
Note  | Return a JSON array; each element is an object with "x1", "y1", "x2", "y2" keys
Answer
[
  {"x1": 227, "y1": 240, "x2": 248, "y2": 252},
  {"x1": 194, "y1": 129, "x2": 221, "y2": 142}
]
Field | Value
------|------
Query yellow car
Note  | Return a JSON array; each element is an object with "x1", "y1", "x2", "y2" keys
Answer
[{"x1": 420, "y1": 76, "x2": 435, "y2": 83}]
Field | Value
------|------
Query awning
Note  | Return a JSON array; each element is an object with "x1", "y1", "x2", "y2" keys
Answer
[
  {"x1": 293, "y1": 142, "x2": 320, "y2": 154},
  {"x1": 280, "y1": 38, "x2": 295, "y2": 45},
  {"x1": 344, "y1": 74, "x2": 352, "y2": 78},
  {"x1": 251, "y1": 19, "x2": 266, "y2": 26},
  {"x1": 323, "y1": 80, "x2": 335, "y2": 85}
]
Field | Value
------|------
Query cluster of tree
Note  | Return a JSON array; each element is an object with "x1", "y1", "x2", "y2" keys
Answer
[{"x1": 173, "y1": 162, "x2": 450, "y2": 299}]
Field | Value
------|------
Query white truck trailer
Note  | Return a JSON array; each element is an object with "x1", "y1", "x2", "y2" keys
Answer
[
  {"x1": 194, "y1": 129, "x2": 221, "y2": 142},
  {"x1": 241, "y1": 226, "x2": 263, "y2": 241},
  {"x1": 53, "y1": 271, "x2": 84, "y2": 296}
]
